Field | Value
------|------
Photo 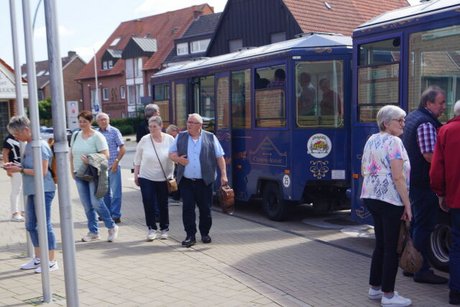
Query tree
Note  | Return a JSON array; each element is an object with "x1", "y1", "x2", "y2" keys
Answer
[{"x1": 38, "y1": 98, "x2": 52, "y2": 126}]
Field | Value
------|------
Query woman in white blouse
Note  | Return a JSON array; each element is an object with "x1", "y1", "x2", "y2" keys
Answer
[{"x1": 134, "y1": 116, "x2": 174, "y2": 241}]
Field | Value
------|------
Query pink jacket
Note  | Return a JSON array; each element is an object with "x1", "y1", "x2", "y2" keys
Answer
[{"x1": 430, "y1": 116, "x2": 460, "y2": 208}]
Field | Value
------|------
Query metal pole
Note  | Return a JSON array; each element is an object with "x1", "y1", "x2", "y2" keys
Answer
[
  {"x1": 43, "y1": 0, "x2": 79, "y2": 305},
  {"x1": 93, "y1": 50, "x2": 99, "y2": 113},
  {"x1": 22, "y1": 0, "x2": 52, "y2": 302},
  {"x1": 9, "y1": 0, "x2": 34, "y2": 259}
]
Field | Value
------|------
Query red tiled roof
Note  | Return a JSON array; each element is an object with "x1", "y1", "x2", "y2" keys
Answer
[
  {"x1": 283, "y1": 0, "x2": 409, "y2": 36},
  {"x1": 77, "y1": 4, "x2": 214, "y2": 80}
]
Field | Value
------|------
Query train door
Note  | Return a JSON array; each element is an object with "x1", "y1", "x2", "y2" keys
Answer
[{"x1": 215, "y1": 72, "x2": 232, "y2": 186}]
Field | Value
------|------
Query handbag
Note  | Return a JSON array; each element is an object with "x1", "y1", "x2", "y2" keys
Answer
[
  {"x1": 398, "y1": 221, "x2": 423, "y2": 273},
  {"x1": 219, "y1": 184, "x2": 235, "y2": 214},
  {"x1": 150, "y1": 136, "x2": 178, "y2": 193}
]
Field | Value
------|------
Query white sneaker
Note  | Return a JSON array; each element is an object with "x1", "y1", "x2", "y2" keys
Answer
[
  {"x1": 160, "y1": 230, "x2": 169, "y2": 240},
  {"x1": 147, "y1": 229, "x2": 158, "y2": 241},
  {"x1": 381, "y1": 293, "x2": 412, "y2": 307},
  {"x1": 368, "y1": 288, "x2": 383, "y2": 300},
  {"x1": 82, "y1": 232, "x2": 101, "y2": 242},
  {"x1": 35, "y1": 261, "x2": 59, "y2": 273},
  {"x1": 20, "y1": 257, "x2": 40, "y2": 270},
  {"x1": 11, "y1": 213, "x2": 24, "y2": 222},
  {"x1": 107, "y1": 225, "x2": 119, "y2": 242}
]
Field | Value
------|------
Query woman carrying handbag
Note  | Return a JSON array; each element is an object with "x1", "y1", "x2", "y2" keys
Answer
[{"x1": 134, "y1": 116, "x2": 175, "y2": 241}]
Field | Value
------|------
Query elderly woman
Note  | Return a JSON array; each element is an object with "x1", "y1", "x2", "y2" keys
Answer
[
  {"x1": 3, "y1": 116, "x2": 58, "y2": 273},
  {"x1": 134, "y1": 116, "x2": 175, "y2": 241},
  {"x1": 70, "y1": 110, "x2": 118, "y2": 242},
  {"x1": 361, "y1": 105, "x2": 412, "y2": 307}
]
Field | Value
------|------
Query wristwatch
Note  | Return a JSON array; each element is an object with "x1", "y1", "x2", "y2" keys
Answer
[
  {"x1": 115, "y1": 158, "x2": 120, "y2": 162},
  {"x1": 20, "y1": 167, "x2": 24, "y2": 173}
]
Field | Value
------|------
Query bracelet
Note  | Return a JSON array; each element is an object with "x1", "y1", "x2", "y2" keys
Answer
[
  {"x1": 115, "y1": 158, "x2": 119, "y2": 162},
  {"x1": 20, "y1": 167, "x2": 24, "y2": 174}
]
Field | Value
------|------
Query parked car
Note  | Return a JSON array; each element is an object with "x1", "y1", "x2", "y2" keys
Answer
[{"x1": 40, "y1": 126, "x2": 73, "y2": 146}]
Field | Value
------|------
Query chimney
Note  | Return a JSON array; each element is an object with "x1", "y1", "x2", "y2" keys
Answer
[{"x1": 68, "y1": 51, "x2": 77, "y2": 58}]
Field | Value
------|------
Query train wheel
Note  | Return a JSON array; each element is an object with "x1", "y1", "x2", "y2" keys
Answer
[
  {"x1": 428, "y1": 223, "x2": 451, "y2": 272},
  {"x1": 262, "y1": 182, "x2": 287, "y2": 221}
]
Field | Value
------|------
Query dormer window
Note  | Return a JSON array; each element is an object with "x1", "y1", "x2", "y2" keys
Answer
[
  {"x1": 177, "y1": 42, "x2": 189, "y2": 55},
  {"x1": 108, "y1": 60, "x2": 113, "y2": 69},
  {"x1": 102, "y1": 61, "x2": 108, "y2": 70},
  {"x1": 110, "y1": 37, "x2": 121, "y2": 46},
  {"x1": 190, "y1": 39, "x2": 211, "y2": 54}
]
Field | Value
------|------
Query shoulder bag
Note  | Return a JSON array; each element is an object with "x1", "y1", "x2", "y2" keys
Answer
[{"x1": 150, "y1": 136, "x2": 178, "y2": 193}]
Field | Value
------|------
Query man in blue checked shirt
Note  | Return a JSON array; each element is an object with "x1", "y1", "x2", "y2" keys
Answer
[
  {"x1": 97, "y1": 112, "x2": 126, "y2": 224},
  {"x1": 402, "y1": 86, "x2": 447, "y2": 284}
]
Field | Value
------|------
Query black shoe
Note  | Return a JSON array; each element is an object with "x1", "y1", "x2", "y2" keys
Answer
[
  {"x1": 402, "y1": 271, "x2": 414, "y2": 277},
  {"x1": 450, "y1": 290, "x2": 460, "y2": 305},
  {"x1": 414, "y1": 270, "x2": 448, "y2": 284},
  {"x1": 181, "y1": 236, "x2": 196, "y2": 248},
  {"x1": 201, "y1": 235, "x2": 212, "y2": 244},
  {"x1": 113, "y1": 218, "x2": 121, "y2": 224}
]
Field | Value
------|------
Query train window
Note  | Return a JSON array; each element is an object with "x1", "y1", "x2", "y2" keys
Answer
[
  {"x1": 231, "y1": 70, "x2": 251, "y2": 128},
  {"x1": 216, "y1": 77, "x2": 230, "y2": 129},
  {"x1": 192, "y1": 76, "x2": 215, "y2": 131},
  {"x1": 255, "y1": 65, "x2": 286, "y2": 128},
  {"x1": 357, "y1": 38, "x2": 400, "y2": 122},
  {"x1": 408, "y1": 25, "x2": 460, "y2": 121},
  {"x1": 175, "y1": 83, "x2": 187, "y2": 130},
  {"x1": 154, "y1": 83, "x2": 170, "y2": 101},
  {"x1": 295, "y1": 61, "x2": 344, "y2": 128}
]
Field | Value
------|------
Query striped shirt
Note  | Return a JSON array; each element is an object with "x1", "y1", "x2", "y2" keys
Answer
[
  {"x1": 416, "y1": 122, "x2": 437, "y2": 154},
  {"x1": 99, "y1": 125, "x2": 124, "y2": 167}
]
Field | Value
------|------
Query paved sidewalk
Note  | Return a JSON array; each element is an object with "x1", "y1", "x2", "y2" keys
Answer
[{"x1": 0, "y1": 168, "x2": 451, "y2": 306}]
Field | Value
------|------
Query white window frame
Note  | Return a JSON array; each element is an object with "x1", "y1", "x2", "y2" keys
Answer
[
  {"x1": 120, "y1": 86, "x2": 126, "y2": 99},
  {"x1": 108, "y1": 60, "x2": 113, "y2": 69},
  {"x1": 190, "y1": 39, "x2": 210, "y2": 54},
  {"x1": 176, "y1": 42, "x2": 189, "y2": 55},
  {"x1": 102, "y1": 88, "x2": 109, "y2": 101},
  {"x1": 102, "y1": 61, "x2": 108, "y2": 70}
]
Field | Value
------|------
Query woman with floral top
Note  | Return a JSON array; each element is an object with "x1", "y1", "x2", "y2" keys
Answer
[{"x1": 361, "y1": 105, "x2": 413, "y2": 307}]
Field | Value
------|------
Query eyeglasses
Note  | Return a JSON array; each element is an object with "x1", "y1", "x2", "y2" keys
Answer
[{"x1": 392, "y1": 118, "x2": 405, "y2": 124}]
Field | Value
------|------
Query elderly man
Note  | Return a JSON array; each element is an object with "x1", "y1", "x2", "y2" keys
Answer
[
  {"x1": 96, "y1": 112, "x2": 126, "y2": 223},
  {"x1": 402, "y1": 85, "x2": 447, "y2": 284},
  {"x1": 169, "y1": 113, "x2": 228, "y2": 247},
  {"x1": 431, "y1": 100, "x2": 460, "y2": 305}
]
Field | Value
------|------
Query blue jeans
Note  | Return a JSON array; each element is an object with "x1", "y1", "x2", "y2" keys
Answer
[
  {"x1": 450, "y1": 209, "x2": 460, "y2": 292},
  {"x1": 409, "y1": 187, "x2": 438, "y2": 274},
  {"x1": 180, "y1": 178, "x2": 213, "y2": 237},
  {"x1": 104, "y1": 165, "x2": 122, "y2": 219},
  {"x1": 138, "y1": 178, "x2": 169, "y2": 231},
  {"x1": 75, "y1": 178, "x2": 115, "y2": 234},
  {"x1": 25, "y1": 191, "x2": 56, "y2": 250},
  {"x1": 364, "y1": 198, "x2": 403, "y2": 293}
]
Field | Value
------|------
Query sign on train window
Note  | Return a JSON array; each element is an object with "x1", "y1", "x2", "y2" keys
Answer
[
  {"x1": 255, "y1": 65, "x2": 286, "y2": 128},
  {"x1": 357, "y1": 38, "x2": 400, "y2": 122}
]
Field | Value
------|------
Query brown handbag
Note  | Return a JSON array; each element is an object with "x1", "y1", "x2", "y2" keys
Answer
[
  {"x1": 219, "y1": 184, "x2": 235, "y2": 214},
  {"x1": 398, "y1": 221, "x2": 423, "y2": 273}
]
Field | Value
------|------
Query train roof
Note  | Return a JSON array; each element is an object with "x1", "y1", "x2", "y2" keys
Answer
[
  {"x1": 356, "y1": 0, "x2": 460, "y2": 31},
  {"x1": 153, "y1": 33, "x2": 352, "y2": 78}
]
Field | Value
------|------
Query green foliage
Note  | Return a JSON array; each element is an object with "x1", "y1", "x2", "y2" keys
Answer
[
  {"x1": 108, "y1": 117, "x2": 143, "y2": 136},
  {"x1": 38, "y1": 98, "x2": 52, "y2": 126}
]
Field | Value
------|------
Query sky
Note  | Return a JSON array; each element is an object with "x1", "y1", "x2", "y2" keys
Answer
[
  {"x1": 0, "y1": 0, "x2": 228, "y2": 67},
  {"x1": 0, "y1": 0, "x2": 422, "y2": 68}
]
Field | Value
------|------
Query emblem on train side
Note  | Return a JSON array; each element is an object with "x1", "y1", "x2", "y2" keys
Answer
[{"x1": 307, "y1": 134, "x2": 332, "y2": 158}]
